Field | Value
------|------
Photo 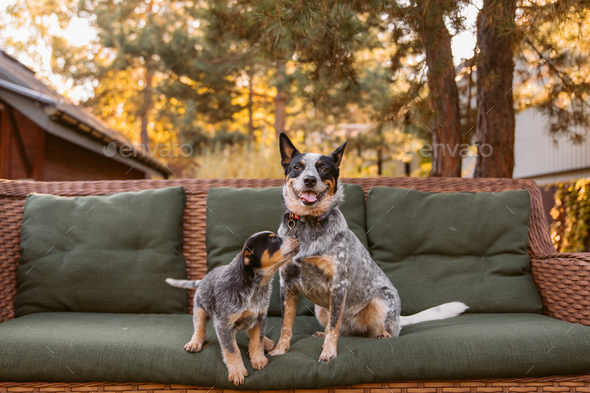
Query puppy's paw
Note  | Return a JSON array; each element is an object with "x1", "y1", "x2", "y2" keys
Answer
[
  {"x1": 184, "y1": 341, "x2": 203, "y2": 353},
  {"x1": 268, "y1": 342, "x2": 290, "y2": 356},
  {"x1": 377, "y1": 331, "x2": 392, "y2": 339},
  {"x1": 228, "y1": 364, "x2": 249, "y2": 386},
  {"x1": 250, "y1": 354, "x2": 269, "y2": 370},
  {"x1": 263, "y1": 337, "x2": 275, "y2": 352},
  {"x1": 313, "y1": 331, "x2": 325, "y2": 338},
  {"x1": 318, "y1": 348, "x2": 337, "y2": 363}
]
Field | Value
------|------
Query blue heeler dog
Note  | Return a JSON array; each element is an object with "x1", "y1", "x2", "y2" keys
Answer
[
  {"x1": 167, "y1": 231, "x2": 299, "y2": 385},
  {"x1": 268, "y1": 132, "x2": 468, "y2": 362}
]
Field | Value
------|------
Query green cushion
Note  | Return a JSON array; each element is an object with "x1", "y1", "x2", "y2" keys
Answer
[
  {"x1": 205, "y1": 184, "x2": 367, "y2": 316},
  {"x1": 366, "y1": 187, "x2": 544, "y2": 315},
  {"x1": 1, "y1": 312, "x2": 590, "y2": 388},
  {"x1": 15, "y1": 187, "x2": 188, "y2": 316}
]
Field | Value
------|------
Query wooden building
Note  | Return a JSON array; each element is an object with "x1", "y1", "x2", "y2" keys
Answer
[
  {"x1": 512, "y1": 107, "x2": 590, "y2": 185},
  {"x1": 0, "y1": 50, "x2": 167, "y2": 181}
]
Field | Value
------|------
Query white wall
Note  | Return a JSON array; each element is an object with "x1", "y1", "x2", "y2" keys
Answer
[{"x1": 514, "y1": 107, "x2": 590, "y2": 183}]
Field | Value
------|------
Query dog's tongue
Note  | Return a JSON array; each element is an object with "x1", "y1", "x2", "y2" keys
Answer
[{"x1": 301, "y1": 191, "x2": 317, "y2": 202}]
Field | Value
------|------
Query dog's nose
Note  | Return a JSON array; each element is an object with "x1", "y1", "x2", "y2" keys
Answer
[{"x1": 303, "y1": 176, "x2": 317, "y2": 187}]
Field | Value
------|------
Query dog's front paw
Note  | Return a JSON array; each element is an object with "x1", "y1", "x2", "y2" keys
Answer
[
  {"x1": 268, "y1": 341, "x2": 290, "y2": 356},
  {"x1": 184, "y1": 341, "x2": 203, "y2": 353},
  {"x1": 228, "y1": 364, "x2": 249, "y2": 386},
  {"x1": 313, "y1": 331, "x2": 325, "y2": 338},
  {"x1": 263, "y1": 337, "x2": 275, "y2": 352},
  {"x1": 318, "y1": 347, "x2": 337, "y2": 363},
  {"x1": 250, "y1": 354, "x2": 269, "y2": 370}
]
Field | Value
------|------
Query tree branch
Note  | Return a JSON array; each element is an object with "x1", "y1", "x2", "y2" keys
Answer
[{"x1": 524, "y1": 37, "x2": 590, "y2": 110}]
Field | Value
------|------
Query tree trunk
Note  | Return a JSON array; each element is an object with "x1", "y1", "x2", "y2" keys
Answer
[
  {"x1": 465, "y1": 57, "x2": 476, "y2": 141},
  {"x1": 474, "y1": 0, "x2": 516, "y2": 178},
  {"x1": 274, "y1": 64, "x2": 287, "y2": 137},
  {"x1": 377, "y1": 146, "x2": 383, "y2": 176},
  {"x1": 418, "y1": 13, "x2": 463, "y2": 177},
  {"x1": 140, "y1": 66, "x2": 152, "y2": 147},
  {"x1": 275, "y1": 89, "x2": 287, "y2": 136},
  {"x1": 248, "y1": 75, "x2": 254, "y2": 141},
  {"x1": 357, "y1": 145, "x2": 362, "y2": 173}
]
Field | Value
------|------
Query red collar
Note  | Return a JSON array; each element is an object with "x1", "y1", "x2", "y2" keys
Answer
[{"x1": 288, "y1": 210, "x2": 331, "y2": 223}]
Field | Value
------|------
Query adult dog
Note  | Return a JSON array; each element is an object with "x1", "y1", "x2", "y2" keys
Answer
[{"x1": 268, "y1": 132, "x2": 468, "y2": 363}]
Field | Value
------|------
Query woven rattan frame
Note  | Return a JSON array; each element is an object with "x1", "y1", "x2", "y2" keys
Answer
[{"x1": 1, "y1": 177, "x2": 589, "y2": 392}]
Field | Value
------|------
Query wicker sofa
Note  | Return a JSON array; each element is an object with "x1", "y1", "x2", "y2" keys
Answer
[{"x1": 0, "y1": 176, "x2": 589, "y2": 393}]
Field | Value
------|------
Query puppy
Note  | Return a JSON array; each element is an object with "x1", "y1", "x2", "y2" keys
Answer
[
  {"x1": 166, "y1": 231, "x2": 299, "y2": 386},
  {"x1": 268, "y1": 132, "x2": 468, "y2": 362}
]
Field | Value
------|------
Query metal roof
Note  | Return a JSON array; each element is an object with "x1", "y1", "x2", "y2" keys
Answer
[{"x1": 0, "y1": 50, "x2": 168, "y2": 177}]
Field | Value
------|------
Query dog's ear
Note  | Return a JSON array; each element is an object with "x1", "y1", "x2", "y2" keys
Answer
[
  {"x1": 242, "y1": 248, "x2": 252, "y2": 266},
  {"x1": 279, "y1": 132, "x2": 300, "y2": 170},
  {"x1": 329, "y1": 141, "x2": 347, "y2": 168},
  {"x1": 241, "y1": 247, "x2": 259, "y2": 267}
]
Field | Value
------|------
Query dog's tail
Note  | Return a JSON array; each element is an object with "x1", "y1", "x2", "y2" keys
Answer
[
  {"x1": 399, "y1": 301, "x2": 468, "y2": 327},
  {"x1": 165, "y1": 278, "x2": 201, "y2": 289}
]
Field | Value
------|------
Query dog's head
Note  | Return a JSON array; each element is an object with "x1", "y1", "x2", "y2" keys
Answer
[
  {"x1": 279, "y1": 132, "x2": 347, "y2": 217},
  {"x1": 240, "y1": 231, "x2": 299, "y2": 274}
]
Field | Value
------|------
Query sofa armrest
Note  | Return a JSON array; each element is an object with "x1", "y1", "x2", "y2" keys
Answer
[{"x1": 531, "y1": 252, "x2": 590, "y2": 326}]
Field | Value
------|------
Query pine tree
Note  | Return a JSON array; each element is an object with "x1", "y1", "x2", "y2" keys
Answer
[
  {"x1": 253, "y1": 0, "x2": 466, "y2": 176},
  {"x1": 516, "y1": 0, "x2": 590, "y2": 144},
  {"x1": 473, "y1": 0, "x2": 590, "y2": 177},
  {"x1": 474, "y1": 0, "x2": 516, "y2": 178},
  {"x1": 48, "y1": 0, "x2": 259, "y2": 152}
]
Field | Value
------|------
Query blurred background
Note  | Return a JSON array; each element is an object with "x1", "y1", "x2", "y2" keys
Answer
[{"x1": 0, "y1": 0, "x2": 588, "y2": 250}]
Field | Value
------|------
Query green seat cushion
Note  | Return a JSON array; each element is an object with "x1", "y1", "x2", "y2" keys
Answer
[
  {"x1": 366, "y1": 187, "x2": 544, "y2": 315},
  {"x1": 15, "y1": 187, "x2": 188, "y2": 316},
  {"x1": 1, "y1": 312, "x2": 590, "y2": 388},
  {"x1": 205, "y1": 183, "x2": 367, "y2": 316}
]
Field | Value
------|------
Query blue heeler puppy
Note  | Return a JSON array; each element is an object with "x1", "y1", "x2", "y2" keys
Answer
[{"x1": 167, "y1": 231, "x2": 299, "y2": 385}]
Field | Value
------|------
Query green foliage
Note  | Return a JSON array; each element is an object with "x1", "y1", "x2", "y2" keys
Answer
[
  {"x1": 57, "y1": 0, "x2": 247, "y2": 144},
  {"x1": 254, "y1": 0, "x2": 466, "y2": 128},
  {"x1": 5, "y1": 0, "x2": 590, "y2": 179},
  {"x1": 550, "y1": 179, "x2": 590, "y2": 252},
  {"x1": 515, "y1": 1, "x2": 590, "y2": 144}
]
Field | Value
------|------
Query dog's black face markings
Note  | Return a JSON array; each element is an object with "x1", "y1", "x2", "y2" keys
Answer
[
  {"x1": 315, "y1": 157, "x2": 340, "y2": 193},
  {"x1": 241, "y1": 231, "x2": 283, "y2": 270},
  {"x1": 286, "y1": 159, "x2": 305, "y2": 179}
]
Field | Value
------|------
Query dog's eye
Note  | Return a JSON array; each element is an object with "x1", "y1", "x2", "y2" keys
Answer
[
  {"x1": 293, "y1": 164, "x2": 302, "y2": 170},
  {"x1": 321, "y1": 167, "x2": 329, "y2": 173}
]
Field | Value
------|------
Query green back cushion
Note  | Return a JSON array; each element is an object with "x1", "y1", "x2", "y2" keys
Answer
[
  {"x1": 15, "y1": 187, "x2": 188, "y2": 317},
  {"x1": 206, "y1": 184, "x2": 368, "y2": 315},
  {"x1": 366, "y1": 187, "x2": 543, "y2": 314}
]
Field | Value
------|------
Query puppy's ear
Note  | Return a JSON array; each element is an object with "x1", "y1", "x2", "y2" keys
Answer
[
  {"x1": 279, "y1": 132, "x2": 300, "y2": 170},
  {"x1": 241, "y1": 248, "x2": 259, "y2": 267},
  {"x1": 328, "y1": 141, "x2": 347, "y2": 168},
  {"x1": 242, "y1": 248, "x2": 253, "y2": 266}
]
